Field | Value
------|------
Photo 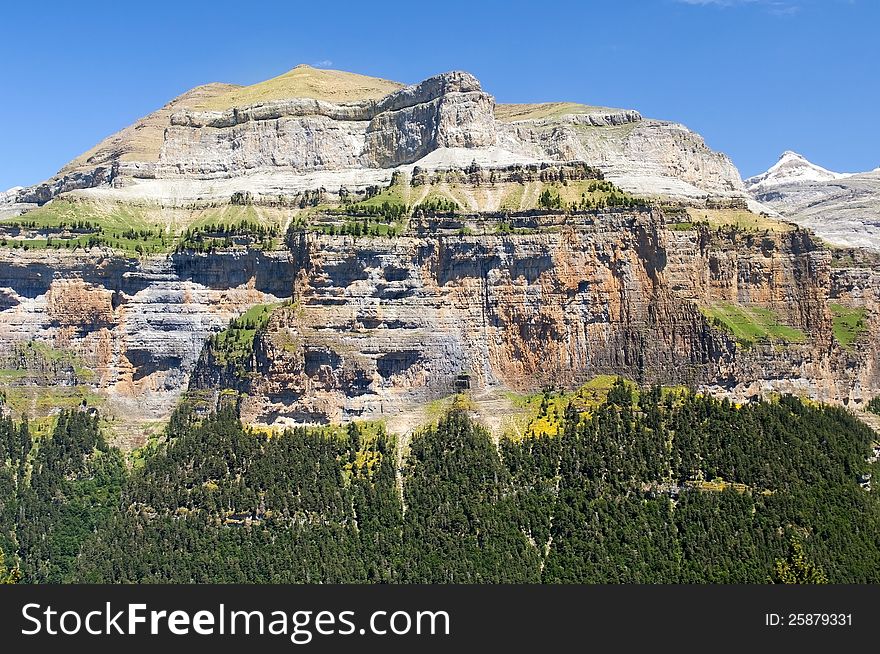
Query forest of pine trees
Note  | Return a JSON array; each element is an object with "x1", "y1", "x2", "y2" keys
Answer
[{"x1": 0, "y1": 381, "x2": 878, "y2": 583}]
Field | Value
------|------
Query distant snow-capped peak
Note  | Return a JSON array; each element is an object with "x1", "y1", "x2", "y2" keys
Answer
[
  {"x1": 0, "y1": 186, "x2": 23, "y2": 203},
  {"x1": 745, "y1": 151, "x2": 851, "y2": 191}
]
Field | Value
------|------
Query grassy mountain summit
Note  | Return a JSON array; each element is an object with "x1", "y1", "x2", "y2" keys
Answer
[
  {"x1": 189, "y1": 64, "x2": 406, "y2": 109},
  {"x1": 495, "y1": 101, "x2": 625, "y2": 122},
  {"x1": 57, "y1": 65, "x2": 405, "y2": 177}
]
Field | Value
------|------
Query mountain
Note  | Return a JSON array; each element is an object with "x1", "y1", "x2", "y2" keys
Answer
[
  {"x1": 0, "y1": 66, "x2": 878, "y2": 445},
  {"x1": 3, "y1": 65, "x2": 745, "y2": 209},
  {"x1": 745, "y1": 151, "x2": 850, "y2": 191},
  {"x1": 746, "y1": 152, "x2": 880, "y2": 251}
]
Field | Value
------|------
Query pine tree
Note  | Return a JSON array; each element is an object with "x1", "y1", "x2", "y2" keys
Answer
[
  {"x1": 0, "y1": 547, "x2": 21, "y2": 584},
  {"x1": 771, "y1": 538, "x2": 828, "y2": 584}
]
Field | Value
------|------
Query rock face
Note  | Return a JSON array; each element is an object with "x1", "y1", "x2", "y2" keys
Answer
[
  {"x1": 10, "y1": 66, "x2": 747, "y2": 207},
  {"x1": 159, "y1": 71, "x2": 496, "y2": 176},
  {"x1": 16, "y1": 166, "x2": 117, "y2": 205},
  {"x1": 0, "y1": 188, "x2": 22, "y2": 203},
  {"x1": 183, "y1": 210, "x2": 879, "y2": 427},
  {"x1": 0, "y1": 249, "x2": 292, "y2": 422},
  {"x1": 0, "y1": 187, "x2": 27, "y2": 219},
  {"x1": 747, "y1": 152, "x2": 880, "y2": 251},
  {"x1": 498, "y1": 116, "x2": 744, "y2": 199},
  {"x1": 1, "y1": 200, "x2": 877, "y2": 438}
]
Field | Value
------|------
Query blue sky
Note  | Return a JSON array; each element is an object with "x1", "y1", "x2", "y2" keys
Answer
[{"x1": 0, "y1": 0, "x2": 876, "y2": 190}]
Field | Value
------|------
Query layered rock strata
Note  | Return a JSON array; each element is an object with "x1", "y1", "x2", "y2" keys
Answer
[{"x1": 185, "y1": 210, "x2": 879, "y2": 426}]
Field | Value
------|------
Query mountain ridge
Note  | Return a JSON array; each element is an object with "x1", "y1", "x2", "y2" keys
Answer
[{"x1": 188, "y1": 64, "x2": 406, "y2": 110}]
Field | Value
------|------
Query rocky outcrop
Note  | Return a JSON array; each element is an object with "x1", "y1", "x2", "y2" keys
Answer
[
  {"x1": 0, "y1": 187, "x2": 29, "y2": 219},
  {"x1": 499, "y1": 107, "x2": 643, "y2": 128},
  {"x1": 498, "y1": 118, "x2": 744, "y2": 198},
  {"x1": 409, "y1": 161, "x2": 602, "y2": 187},
  {"x1": 362, "y1": 72, "x2": 496, "y2": 167},
  {"x1": 0, "y1": 187, "x2": 22, "y2": 204},
  {"x1": 16, "y1": 165, "x2": 117, "y2": 205}
]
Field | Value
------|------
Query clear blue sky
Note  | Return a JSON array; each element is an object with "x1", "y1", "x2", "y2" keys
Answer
[{"x1": 1, "y1": 0, "x2": 877, "y2": 190}]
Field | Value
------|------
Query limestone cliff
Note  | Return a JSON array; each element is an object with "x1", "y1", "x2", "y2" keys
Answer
[
  {"x1": 1, "y1": 192, "x2": 877, "y2": 441},
  {"x1": 1, "y1": 66, "x2": 877, "y2": 443},
  {"x1": 0, "y1": 248, "x2": 292, "y2": 439},
  {"x1": 158, "y1": 71, "x2": 496, "y2": 176},
  {"x1": 184, "y1": 208, "x2": 878, "y2": 428},
  {"x1": 497, "y1": 113, "x2": 743, "y2": 198}
]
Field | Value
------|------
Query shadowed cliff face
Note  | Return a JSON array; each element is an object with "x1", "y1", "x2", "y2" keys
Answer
[{"x1": 187, "y1": 209, "x2": 880, "y2": 428}]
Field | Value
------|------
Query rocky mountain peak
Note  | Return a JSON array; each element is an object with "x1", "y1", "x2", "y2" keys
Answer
[
  {"x1": 745, "y1": 151, "x2": 880, "y2": 251},
  {"x1": 745, "y1": 150, "x2": 849, "y2": 192}
]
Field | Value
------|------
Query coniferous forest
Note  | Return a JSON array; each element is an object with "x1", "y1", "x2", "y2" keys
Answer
[{"x1": 1, "y1": 381, "x2": 878, "y2": 584}]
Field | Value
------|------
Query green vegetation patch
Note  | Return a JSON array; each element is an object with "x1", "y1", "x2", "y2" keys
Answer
[
  {"x1": 0, "y1": 341, "x2": 96, "y2": 396},
  {"x1": 536, "y1": 179, "x2": 644, "y2": 212},
  {"x1": 346, "y1": 176, "x2": 409, "y2": 209},
  {"x1": 0, "y1": 200, "x2": 170, "y2": 255},
  {"x1": 829, "y1": 303, "x2": 868, "y2": 349},
  {"x1": 186, "y1": 204, "x2": 287, "y2": 232},
  {"x1": 2, "y1": 200, "x2": 297, "y2": 256},
  {"x1": 499, "y1": 184, "x2": 525, "y2": 211},
  {"x1": 306, "y1": 180, "x2": 412, "y2": 237},
  {"x1": 177, "y1": 218, "x2": 280, "y2": 252},
  {"x1": 209, "y1": 302, "x2": 283, "y2": 374},
  {"x1": 503, "y1": 375, "x2": 639, "y2": 440},
  {"x1": 685, "y1": 208, "x2": 793, "y2": 233},
  {"x1": 701, "y1": 302, "x2": 807, "y2": 346},
  {"x1": 0, "y1": 385, "x2": 104, "y2": 420},
  {"x1": 16, "y1": 341, "x2": 95, "y2": 380},
  {"x1": 413, "y1": 195, "x2": 458, "y2": 217},
  {"x1": 308, "y1": 215, "x2": 405, "y2": 238}
]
